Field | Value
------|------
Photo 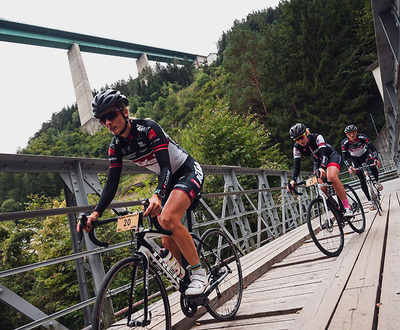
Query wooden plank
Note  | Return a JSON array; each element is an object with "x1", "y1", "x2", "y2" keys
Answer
[
  {"x1": 378, "y1": 192, "x2": 400, "y2": 330},
  {"x1": 329, "y1": 193, "x2": 390, "y2": 329},
  {"x1": 173, "y1": 222, "x2": 312, "y2": 329},
  {"x1": 289, "y1": 206, "x2": 377, "y2": 330},
  {"x1": 193, "y1": 314, "x2": 296, "y2": 330}
]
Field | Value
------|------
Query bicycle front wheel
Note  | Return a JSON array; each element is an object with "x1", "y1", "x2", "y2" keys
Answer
[
  {"x1": 344, "y1": 184, "x2": 366, "y2": 233},
  {"x1": 197, "y1": 228, "x2": 243, "y2": 321},
  {"x1": 306, "y1": 197, "x2": 344, "y2": 257},
  {"x1": 369, "y1": 182, "x2": 382, "y2": 215},
  {"x1": 92, "y1": 256, "x2": 171, "y2": 330}
]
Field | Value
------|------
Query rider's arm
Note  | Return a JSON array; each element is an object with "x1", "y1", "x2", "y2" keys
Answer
[
  {"x1": 291, "y1": 147, "x2": 301, "y2": 181},
  {"x1": 361, "y1": 134, "x2": 379, "y2": 159},
  {"x1": 154, "y1": 148, "x2": 172, "y2": 196},
  {"x1": 316, "y1": 134, "x2": 328, "y2": 170},
  {"x1": 94, "y1": 147, "x2": 123, "y2": 217},
  {"x1": 340, "y1": 140, "x2": 351, "y2": 168}
]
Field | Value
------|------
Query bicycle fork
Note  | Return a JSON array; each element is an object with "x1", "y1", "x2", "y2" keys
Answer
[{"x1": 127, "y1": 253, "x2": 152, "y2": 327}]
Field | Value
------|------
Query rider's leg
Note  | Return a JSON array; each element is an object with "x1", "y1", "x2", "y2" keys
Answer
[
  {"x1": 327, "y1": 165, "x2": 353, "y2": 216},
  {"x1": 159, "y1": 190, "x2": 198, "y2": 266},
  {"x1": 327, "y1": 165, "x2": 346, "y2": 200},
  {"x1": 160, "y1": 190, "x2": 208, "y2": 295},
  {"x1": 356, "y1": 170, "x2": 371, "y2": 200}
]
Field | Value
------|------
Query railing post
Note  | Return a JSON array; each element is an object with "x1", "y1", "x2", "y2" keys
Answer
[{"x1": 61, "y1": 160, "x2": 114, "y2": 327}]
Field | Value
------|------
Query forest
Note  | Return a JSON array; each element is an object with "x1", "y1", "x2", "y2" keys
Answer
[{"x1": 0, "y1": 0, "x2": 383, "y2": 328}]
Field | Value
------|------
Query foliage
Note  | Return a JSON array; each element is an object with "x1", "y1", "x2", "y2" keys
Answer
[
  {"x1": 222, "y1": 0, "x2": 382, "y2": 159},
  {"x1": 180, "y1": 104, "x2": 288, "y2": 169}
]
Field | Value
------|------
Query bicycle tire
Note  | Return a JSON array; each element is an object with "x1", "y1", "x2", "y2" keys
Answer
[
  {"x1": 306, "y1": 197, "x2": 344, "y2": 257},
  {"x1": 197, "y1": 228, "x2": 243, "y2": 320},
  {"x1": 369, "y1": 181, "x2": 382, "y2": 216},
  {"x1": 344, "y1": 184, "x2": 366, "y2": 233},
  {"x1": 92, "y1": 256, "x2": 171, "y2": 330}
]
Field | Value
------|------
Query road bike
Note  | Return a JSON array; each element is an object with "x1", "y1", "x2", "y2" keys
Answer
[
  {"x1": 291, "y1": 176, "x2": 366, "y2": 257},
  {"x1": 79, "y1": 199, "x2": 243, "y2": 329},
  {"x1": 352, "y1": 163, "x2": 382, "y2": 216}
]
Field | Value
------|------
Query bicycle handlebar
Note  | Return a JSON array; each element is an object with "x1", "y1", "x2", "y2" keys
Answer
[
  {"x1": 78, "y1": 199, "x2": 173, "y2": 247},
  {"x1": 287, "y1": 170, "x2": 333, "y2": 196},
  {"x1": 351, "y1": 163, "x2": 377, "y2": 172}
]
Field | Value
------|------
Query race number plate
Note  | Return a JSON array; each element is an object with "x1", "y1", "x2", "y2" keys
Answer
[
  {"x1": 116, "y1": 213, "x2": 139, "y2": 232},
  {"x1": 306, "y1": 176, "x2": 318, "y2": 187}
]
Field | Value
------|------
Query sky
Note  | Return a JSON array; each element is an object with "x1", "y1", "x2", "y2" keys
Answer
[{"x1": 0, "y1": 0, "x2": 281, "y2": 154}]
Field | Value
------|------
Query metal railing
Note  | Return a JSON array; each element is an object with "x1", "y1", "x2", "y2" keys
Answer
[{"x1": 0, "y1": 153, "x2": 317, "y2": 329}]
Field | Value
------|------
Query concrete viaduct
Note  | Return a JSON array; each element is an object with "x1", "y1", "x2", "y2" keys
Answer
[{"x1": 0, "y1": 18, "x2": 207, "y2": 134}]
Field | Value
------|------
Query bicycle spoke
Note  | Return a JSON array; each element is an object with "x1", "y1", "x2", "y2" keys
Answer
[
  {"x1": 344, "y1": 184, "x2": 366, "y2": 233},
  {"x1": 307, "y1": 197, "x2": 344, "y2": 257},
  {"x1": 92, "y1": 257, "x2": 171, "y2": 330},
  {"x1": 197, "y1": 228, "x2": 243, "y2": 320}
]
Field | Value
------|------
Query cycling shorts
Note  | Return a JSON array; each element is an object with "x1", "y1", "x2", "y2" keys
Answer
[
  {"x1": 163, "y1": 156, "x2": 203, "y2": 205},
  {"x1": 326, "y1": 151, "x2": 341, "y2": 170}
]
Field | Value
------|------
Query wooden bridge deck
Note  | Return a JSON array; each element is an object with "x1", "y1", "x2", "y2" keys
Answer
[
  {"x1": 112, "y1": 178, "x2": 400, "y2": 330},
  {"x1": 184, "y1": 179, "x2": 400, "y2": 330}
]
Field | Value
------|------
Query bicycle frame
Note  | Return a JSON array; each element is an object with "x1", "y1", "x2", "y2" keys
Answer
[{"x1": 312, "y1": 182, "x2": 343, "y2": 228}]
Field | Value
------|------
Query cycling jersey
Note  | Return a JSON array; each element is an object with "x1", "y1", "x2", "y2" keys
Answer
[
  {"x1": 292, "y1": 133, "x2": 339, "y2": 181},
  {"x1": 341, "y1": 133, "x2": 378, "y2": 168},
  {"x1": 95, "y1": 118, "x2": 202, "y2": 216}
]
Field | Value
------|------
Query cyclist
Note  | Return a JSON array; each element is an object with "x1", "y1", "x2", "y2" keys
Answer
[
  {"x1": 341, "y1": 124, "x2": 383, "y2": 211},
  {"x1": 287, "y1": 123, "x2": 353, "y2": 217},
  {"x1": 78, "y1": 89, "x2": 208, "y2": 296}
]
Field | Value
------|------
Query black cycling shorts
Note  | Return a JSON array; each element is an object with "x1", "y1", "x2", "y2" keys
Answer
[{"x1": 163, "y1": 156, "x2": 203, "y2": 204}]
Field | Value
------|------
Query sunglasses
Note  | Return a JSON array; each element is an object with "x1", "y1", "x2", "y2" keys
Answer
[
  {"x1": 347, "y1": 132, "x2": 357, "y2": 137},
  {"x1": 100, "y1": 109, "x2": 121, "y2": 124},
  {"x1": 294, "y1": 133, "x2": 307, "y2": 142}
]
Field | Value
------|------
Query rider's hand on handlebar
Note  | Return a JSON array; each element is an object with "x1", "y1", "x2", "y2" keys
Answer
[
  {"x1": 143, "y1": 194, "x2": 162, "y2": 218},
  {"x1": 348, "y1": 166, "x2": 355, "y2": 175},
  {"x1": 316, "y1": 168, "x2": 326, "y2": 183},
  {"x1": 77, "y1": 211, "x2": 100, "y2": 233},
  {"x1": 287, "y1": 180, "x2": 295, "y2": 192},
  {"x1": 374, "y1": 159, "x2": 381, "y2": 170}
]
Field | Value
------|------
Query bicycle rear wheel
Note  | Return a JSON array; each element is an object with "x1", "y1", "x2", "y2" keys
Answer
[
  {"x1": 92, "y1": 256, "x2": 171, "y2": 330},
  {"x1": 197, "y1": 228, "x2": 243, "y2": 320},
  {"x1": 306, "y1": 197, "x2": 344, "y2": 257},
  {"x1": 344, "y1": 184, "x2": 366, "y2": 233}
]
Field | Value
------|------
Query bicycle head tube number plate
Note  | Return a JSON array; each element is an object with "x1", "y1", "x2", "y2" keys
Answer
[
  {"x1": 116, "y1": 213, "x2": 140, "y2": 232},
  {"x1": 306, "y1": 176, "x2": 318, "y2": 187}
]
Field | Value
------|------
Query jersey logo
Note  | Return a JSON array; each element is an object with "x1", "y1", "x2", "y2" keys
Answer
[{"x1": 148, "y1": 129, "x2": 157, "y2": 140}]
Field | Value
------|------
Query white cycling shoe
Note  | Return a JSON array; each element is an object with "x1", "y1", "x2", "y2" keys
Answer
[
  {"x1": 376, "y1": 181, "x2": 383, "y2": 191},
  {"x1": 343, "y1": 207, "x2": 353, "y2": 217},
  {"x1": 185, "y1": 268, "x2": 208, "y2": 296},
  {"x1": 369, "y1": 200, "x2": 376, "y2": 211}
]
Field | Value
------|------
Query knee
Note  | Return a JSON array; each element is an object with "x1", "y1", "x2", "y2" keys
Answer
[
  {"x1": 327, "y1": 173, "x2": 338, "y2": 183},
  {"x1": 159, "y1": 214, "x2": 179, "y2": 231}
]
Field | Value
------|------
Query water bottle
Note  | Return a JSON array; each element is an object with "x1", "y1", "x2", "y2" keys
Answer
[{"x1": 159, "y1": 248, "x2": 185, "y2": 279}]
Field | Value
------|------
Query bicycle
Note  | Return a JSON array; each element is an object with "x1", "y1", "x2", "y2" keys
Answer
[
  {"x1": 352, "y1": 163, "x2": 382, "y2": 216},
  {"x1": 291, "y1": 175, "x2": 366, "y2": 257},
  {"x1": 78, "y1": 199, "x2": 243, "y2": 329}
]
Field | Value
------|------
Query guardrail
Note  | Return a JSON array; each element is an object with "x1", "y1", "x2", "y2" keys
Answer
[{"x1": 0, "y1": 153, "x2": 326, "y2": 329}]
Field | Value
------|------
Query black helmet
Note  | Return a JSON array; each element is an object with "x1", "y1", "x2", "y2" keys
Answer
[
  {"x1": 289, "y1": 123, "x2": 307, "y2": 139},
  {"x1": 344, "y1": 124, "x2": 357, "y2": 134},
  {"x1": 92, "y1": 89, "x2": 129, "y2": 118}
]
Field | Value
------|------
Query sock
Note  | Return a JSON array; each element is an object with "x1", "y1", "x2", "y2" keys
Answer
[
  {"x1": 190, "y1": 263, "x2": 201, "y2": 272},
  {"x1": 342, "y1": 199, "x2": 350, "y2": 208}
]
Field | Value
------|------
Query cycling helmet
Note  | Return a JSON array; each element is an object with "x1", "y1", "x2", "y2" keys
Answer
[
  {"x1": 92, "y1": 89, "x2": 129, "y2": 119},
  {"x1": 344, "y1": 124, "x2": 357, "y2": 134},
  {"x1": 289, "y1": 123, "x2": 307, "y2": 139}
]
